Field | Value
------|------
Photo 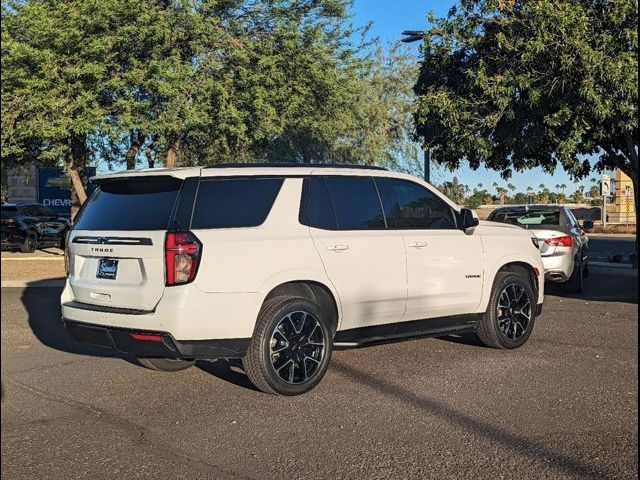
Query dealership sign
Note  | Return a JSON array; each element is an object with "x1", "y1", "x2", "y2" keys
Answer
[{"x1": 37, "y1": 167, "x2": 96, "y2": 216}]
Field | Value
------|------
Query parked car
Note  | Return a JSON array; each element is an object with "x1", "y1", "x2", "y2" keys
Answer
[
  {"x1": 487, "y1": 205, "x2": 592, "y2": 293},
  {"x1": 61, "y1": 165, "x2": 544, "y2": 395},
  {"x1": 1, "y1": 202, "x2": 70, "y2": 253}
]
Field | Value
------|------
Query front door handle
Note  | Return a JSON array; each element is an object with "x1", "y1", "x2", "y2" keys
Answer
[
  {"x1": 408, "y1": 241, "x2": 429, "y2": 248},
  {"x1": 326, "y1": 244, "x2": 350, "y2": 252}
]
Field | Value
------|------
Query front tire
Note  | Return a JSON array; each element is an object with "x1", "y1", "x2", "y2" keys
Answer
[
  {"x1": 20, "y1": 231, "x2": 37, "y2": 253},
  {"x1": 242, "y1": 296, "x2": 333, "y2": 395},
  {"x1": 137, "y1": 358, "x2": 195, "y2": 372},
  {"x1": 476, "y1": 270, "x2": 537, "y2": 349}
]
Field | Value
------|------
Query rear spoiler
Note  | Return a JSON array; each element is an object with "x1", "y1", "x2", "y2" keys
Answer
[{"x1": 90, "y1": 168, "x2": 201, "y2": 184}]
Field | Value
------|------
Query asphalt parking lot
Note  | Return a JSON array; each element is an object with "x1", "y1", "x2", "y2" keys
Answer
[
  {"x1": 1, "y1": 274, "x2": 637, "y2": 480},
  {"x1": 588, "y1": 235, "x2": 636, "y2": 263}
]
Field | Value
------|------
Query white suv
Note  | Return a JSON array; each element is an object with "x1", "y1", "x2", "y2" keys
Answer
[{"x1": 62, "y1": 165, "x2": 544, "y2": 395}]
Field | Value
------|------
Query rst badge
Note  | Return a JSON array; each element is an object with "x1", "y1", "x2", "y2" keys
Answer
[{"x1": 96, "y1": 258, "x2": 118, "y2": 280}]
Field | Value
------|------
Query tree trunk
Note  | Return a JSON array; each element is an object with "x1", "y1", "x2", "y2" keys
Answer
[
  {"x1": 145, "y1": 145, "x2": 154, "y2": 168},
  {"x1": 166, "y1": 140, "x2": 179, "y2": 168},
  {"x1": 67, "y1": 136, "x2": 87, "y2": 222},
  {"x1": 631, "y1": 172, "x2": 638, "y2": 268}
]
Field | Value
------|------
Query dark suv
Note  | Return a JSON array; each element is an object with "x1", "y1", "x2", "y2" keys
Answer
[{"x1": 1, "y1": 203, "x2": 70, "y2": 253}]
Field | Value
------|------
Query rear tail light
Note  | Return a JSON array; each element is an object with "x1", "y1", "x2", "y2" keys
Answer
[
  {"x1": 545, "y1": 235, "x2": 573, "y2": 247},
  {"x1": 165, "y1": 232, "x2": 202, "y2": 286}
]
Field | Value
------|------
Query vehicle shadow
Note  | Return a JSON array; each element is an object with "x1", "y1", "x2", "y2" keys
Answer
[
  {"x1": 21, "y1": 278, "x2": 137, "y2": 365},
  {"x1": 195, "y1": 359, "x2": 259, "y2": 392},
  {"x1": 545, "y1": 271, "x2": 638, "y2": 304},
  {"x1": 436, "y1": 329, "x2": 485, "y2": 347}
]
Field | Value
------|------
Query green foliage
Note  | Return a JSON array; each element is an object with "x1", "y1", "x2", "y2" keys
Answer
[
  {"x1": 2, "y1": 0, "x2": 420, "y2": 174},
  {"x1": 436, "y1": 176, "x2": 468, "y2": 204},
  {"x1": 415, "y1": 0, "x2": 638, "y2": 186},
  {"x1": 465, "y1": 188, "x2": 492, "y2": 208}
]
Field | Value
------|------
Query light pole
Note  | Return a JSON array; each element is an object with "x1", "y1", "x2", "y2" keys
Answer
[{"x1": 401, "y1": 30, "x2": 431, "y2": 184}]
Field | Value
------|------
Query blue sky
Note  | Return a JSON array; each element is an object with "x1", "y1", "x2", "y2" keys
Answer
[{"x1": 351, "y1": 1, "x2": 605, "y2": 194}]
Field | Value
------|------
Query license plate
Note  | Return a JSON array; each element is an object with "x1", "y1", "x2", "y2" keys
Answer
[{"x1": 97, "y1": 258, "x2": 118, "y2": 280}]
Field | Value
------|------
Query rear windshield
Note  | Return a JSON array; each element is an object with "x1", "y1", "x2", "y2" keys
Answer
[
  {"x1": 191, "y1": 177, "x2": 284, "y2": 229},
  {"x1": 489, "y1": 208, "x2": 561, "y2": 227},
  {"x1": 1, "y1": 206, "x2": 18, "y2": 217},
  {"x1": 73, "y1": 177, "x2": 183, "y2": 231}
]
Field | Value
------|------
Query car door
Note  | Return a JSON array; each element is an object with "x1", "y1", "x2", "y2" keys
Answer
[
  {"x1": 304, "y1": 175, "x2": 407, "y2": 330},
  {"x1": 378, "y1": 177, "x2": 484, "y2": 321},
  {"x1": 35, "y1": 205, "x2": 61, "y2": 244}
]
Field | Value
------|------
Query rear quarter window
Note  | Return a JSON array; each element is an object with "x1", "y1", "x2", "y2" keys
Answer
[
  {"x1": 191, "y1": 177, "x2": 284, "y2": 229},
  {"x1": 73, "y1": 176, "x2": 183, "y2": 231}
]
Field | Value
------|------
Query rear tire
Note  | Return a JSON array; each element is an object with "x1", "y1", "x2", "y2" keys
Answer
[
  {"x1": 476, "y1": 270, "x2": 537, "y2": 349},
  {"x1": 137, "y1": 358, "x2": 195, "y2": 372},
  {"x1": 20, "y1": 231, "x2": 37, "y2": 253},
  {"x1": 242, "y1": 295, "x2": 333, "y2": 395},
  {"x1": 564, "y1": 257, "x2": 584, "y2": 293}
]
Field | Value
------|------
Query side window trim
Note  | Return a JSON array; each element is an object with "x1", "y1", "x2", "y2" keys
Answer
[
  {"x1": 373, "y1": 177, "x2": 397, "y2": 229},
  {"x1": 370, "y1": 177, "x2": 389, "y2": 229},
  {"x1": 323, "y1": 176, "x2": 341, "y2": 230}
]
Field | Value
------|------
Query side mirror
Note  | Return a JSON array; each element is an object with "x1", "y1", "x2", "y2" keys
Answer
[
  {"x1": 582, "y1": 220, "x2": 594, "y2": 231},
  {"x1": 460, "y1": 208, "x2": 479, "y2": 231}
]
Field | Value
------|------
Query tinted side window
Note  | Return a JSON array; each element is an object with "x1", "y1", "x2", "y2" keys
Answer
[
  {"x1": 1, "y1": 206, "x2": 18, "y2": 217},
  {"x1": 21, "y1": 205, "x2": 39, "y2": 217},
  {"x1": 326, "y1": 176, "x2": 386, "y2": 230},
  {"x1": 382, "y1": 178, "x2": 457, "y2": 230},
  {"x1": 36, "y1": 205, "x2": 56, "y2": 217},
  {"x1": 73, "y1": 177, "x2": 183, "y2": 231},
  {"x1": 301, "y1": 176, "x2": 338, "y2": 230},
  {"x1": 191, "y1": 177, "x2": 284, "y2": 229}
]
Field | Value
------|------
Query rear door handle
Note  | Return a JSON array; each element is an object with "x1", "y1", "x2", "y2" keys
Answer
[
  {"x1": 408, "y1": 241, "x2": 429, "y2": 248},
  {"x1": 326, "y1": 244, "x2": 350, "y2": 252}
]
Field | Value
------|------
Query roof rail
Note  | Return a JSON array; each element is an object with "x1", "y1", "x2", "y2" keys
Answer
[{"x1": 203, "y1": 163, "x2": 388, "y2": 171}]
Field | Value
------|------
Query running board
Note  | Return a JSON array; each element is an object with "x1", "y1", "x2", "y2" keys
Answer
[{"x1": 334, "y1": 314, "x2": 481, "y2": 349}]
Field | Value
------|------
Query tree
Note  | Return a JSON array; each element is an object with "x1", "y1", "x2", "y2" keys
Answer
[
  {"x1": 3, "y1": 0, "x2": 422, "y2": 186},
  {"x1": 465, "y1": 188, "x2": 492, "y2": 208},
  {"x1": 513, "y1": 192, "x2": 528, "y2": 204},
  {"x1": 414, "y1": 0, "x2": 638, "y2": 261},
  {"x1": 1, "y1": 0, "x2": 142, "y2": 213},
  {"x1": 437, "y1": 176, "x2": 467, "y2": 205},
  {"x1": 589, "y1": 185, "x2": 603, "y2": 206}
]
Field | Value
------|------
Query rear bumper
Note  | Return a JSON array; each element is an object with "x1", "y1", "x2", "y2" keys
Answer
[
  {"x1": 60, "y1": 281, "x2": 262, "y2": 340},
  {"x1": 62, "y1": 318, "x2": 249, "y2": 359},
  {"x1": 542, "y1": 251, "x2": 575, "y2": 283}
]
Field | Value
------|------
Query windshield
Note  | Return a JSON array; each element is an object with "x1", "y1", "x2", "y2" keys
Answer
[{"x1": 489, "y1": 207, "x2": 561, "y2": 228}]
